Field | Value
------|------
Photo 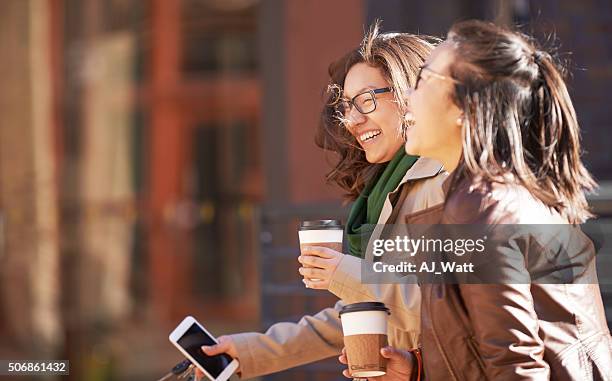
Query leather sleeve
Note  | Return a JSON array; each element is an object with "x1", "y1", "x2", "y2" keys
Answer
[
  {"x1": 452, "y1": 199, "x2": 551, "y2": 379},
  {"x1": 458, "y1": 283, "x2": 550, "y2": 379}
]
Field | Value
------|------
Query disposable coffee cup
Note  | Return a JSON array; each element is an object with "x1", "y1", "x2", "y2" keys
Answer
[
  {"x1": 298, "y1": 219, "x2": 343, "y2": 250},
  {"x1": 339, "y1": 302, "x2": 390, "y2": 378},
  {"x1": 298, "y1": 220, "x2": 343, "y2": 281}
]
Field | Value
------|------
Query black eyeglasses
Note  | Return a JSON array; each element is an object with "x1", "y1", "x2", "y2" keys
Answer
[
  {"x1": 334, "y1": 87, "x2": 392, "y2": 116},
  {"x1": 414, "y1": 66, "x2": 460, "y2": 90}
]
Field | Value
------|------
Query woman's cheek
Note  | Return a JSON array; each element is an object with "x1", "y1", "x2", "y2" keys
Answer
[{"x1": 412, "y1": 93, "x2": 427, "y2": 123}]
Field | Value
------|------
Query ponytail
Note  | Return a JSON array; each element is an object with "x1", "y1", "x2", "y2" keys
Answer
[
  {"x1": 448, "y1": 20, "x2": 596, "y2": 224},
  {"x1": 530, "y1": 51, "x2": 596, "y2": 223}
]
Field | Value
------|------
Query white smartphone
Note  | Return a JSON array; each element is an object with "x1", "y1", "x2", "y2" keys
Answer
[{"x1": 169, "y1": 316, "x2": 239, "y2": 381}]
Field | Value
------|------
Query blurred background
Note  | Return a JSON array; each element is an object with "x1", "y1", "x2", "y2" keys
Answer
[{"x1": 0, "y1": 0, "x2": 610, "y2": 380}]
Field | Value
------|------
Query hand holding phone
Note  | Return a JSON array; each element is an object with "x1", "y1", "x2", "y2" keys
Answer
[
  {"x1": 196, "y1": 337, "x2": 240, "y2": 379},
  {"x1": 169, "y1": 316, "x2": 239, "y2": 381}
]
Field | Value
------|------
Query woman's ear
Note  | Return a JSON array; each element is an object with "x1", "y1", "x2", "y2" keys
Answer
[
  {"x1": 455, "y1": 114, "x2": 464, "y2": 126},
  {"x1": 403, "y1": 111, "x2": 416, "y2": 127}
]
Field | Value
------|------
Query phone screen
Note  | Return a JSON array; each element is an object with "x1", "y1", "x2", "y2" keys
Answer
[{"x1": 176, "y1": 323, "x2": 233, "y2": 378}]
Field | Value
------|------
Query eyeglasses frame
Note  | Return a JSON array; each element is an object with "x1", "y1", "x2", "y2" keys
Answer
[
  {"x1": 415, "y1": 66, "x2": 461, "y2": 90},
  {"x1": 335, "y1": 87, "x2": 393, "y2": 116}
]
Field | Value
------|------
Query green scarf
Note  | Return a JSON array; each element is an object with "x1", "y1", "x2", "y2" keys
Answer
[{"x1": 346, "y1": 150, "x2": 418, "y2": 257}]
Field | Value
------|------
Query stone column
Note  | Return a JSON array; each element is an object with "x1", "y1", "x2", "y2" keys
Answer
[{"x1": 0, "y1": 0, "x2": 62, "y2": 359}]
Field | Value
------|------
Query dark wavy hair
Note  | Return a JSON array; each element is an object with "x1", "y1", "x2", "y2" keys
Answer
[
  {"x1": 315, "y1": 23, "x2": 437, "y2": 201},
  {"x1": 447, "y1": 20, "x2": 596, "y2": 223}
]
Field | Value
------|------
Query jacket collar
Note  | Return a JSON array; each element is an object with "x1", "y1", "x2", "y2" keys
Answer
[
  {"x1": 376, "y1": 157, "x2": 445, "y2": 225},
  {"x1": 390, "y1": 157, "x2": 445, "y2": 195},
  {"x1": 442, "y1": 170, "x2": 455, "y2": 196}
]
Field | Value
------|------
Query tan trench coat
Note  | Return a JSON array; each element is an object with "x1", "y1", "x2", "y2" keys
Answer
[{"x1": 232, "y1": 157, "x2": 448, "y2": 379}]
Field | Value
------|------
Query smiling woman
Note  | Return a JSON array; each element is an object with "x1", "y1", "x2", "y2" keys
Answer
[
  {"x1": 339, "y1": 63, "x2": 403, "y2": 163},
  {"x1": 316, "y1": 28, "x2": 439, "y2": 200},
  {"x1": 335, "y1": 85, "x2": 393, "y2": 147},
  {"x1": 194, "y1": 23, "x2": 451, "y2": 381},
  {"x1": 380, "y1": 20, "x2": 612, "y2": 380}
]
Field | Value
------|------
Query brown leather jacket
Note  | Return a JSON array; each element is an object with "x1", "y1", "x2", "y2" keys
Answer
[{"x1": 407, "y1": 176, "x2": 612, "y2": 380}]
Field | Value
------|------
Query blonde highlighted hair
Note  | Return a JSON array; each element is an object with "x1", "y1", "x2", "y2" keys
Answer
[{"x1": 316, "y1": 22, "x2": 438, "y2": 200}]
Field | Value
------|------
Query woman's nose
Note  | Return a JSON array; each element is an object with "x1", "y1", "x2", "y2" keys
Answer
[{"x1": 346, "y1": 107, "x2": 366, "y2": 126}]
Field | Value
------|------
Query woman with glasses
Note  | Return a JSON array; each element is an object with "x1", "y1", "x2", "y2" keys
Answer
[
  {"x1": 340, "y1": 20, "x2": 612, "y2": 380},
  {"x1": 195, "y1": 24, "x2": 449, "y2": 380}
]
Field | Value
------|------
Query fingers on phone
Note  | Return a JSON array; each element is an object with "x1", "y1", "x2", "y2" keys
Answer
[{"x1": 201, "y1": 344, "x2": 216, "y2": 354}]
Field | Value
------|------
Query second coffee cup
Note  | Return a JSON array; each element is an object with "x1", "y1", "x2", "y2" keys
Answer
[{"x1": 339, "y1": 302, "x2": 390, "y2": 378}]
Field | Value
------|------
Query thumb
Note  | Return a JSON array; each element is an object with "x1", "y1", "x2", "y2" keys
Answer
[
  {"x1": 202, "y1": 337, "x2": 230, "y2": 355},
  {"x1": 380, "y1": 346, "x2": 405, "y2": 360}
]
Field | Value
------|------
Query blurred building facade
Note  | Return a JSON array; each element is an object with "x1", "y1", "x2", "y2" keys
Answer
[{"x1": 0, "y1": 1, "x2": 610, "y2": 380}]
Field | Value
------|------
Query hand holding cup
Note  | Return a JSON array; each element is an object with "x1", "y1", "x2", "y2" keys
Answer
[
  {"x1": 339, "y1": 302, "x2": 393, "y2": 378},
  {"x1": 298, "y1": 220, "x2": 344, "y2": 290},
  {"x1": 339, "y1": 346, "x2": 416, "y2": 380},
  {"x1": 298, "y1": 246, "x2": 343, "y2": 289}
]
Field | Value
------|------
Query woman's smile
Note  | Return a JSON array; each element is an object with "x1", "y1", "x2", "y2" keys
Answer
[{"x1": 357, "y1": 128, "x2": 383, "y2": 145}]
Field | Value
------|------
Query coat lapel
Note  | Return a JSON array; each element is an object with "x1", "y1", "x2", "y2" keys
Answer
[{"x1": 377, "y1": 157, "x2": 445, "y2": 224}]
